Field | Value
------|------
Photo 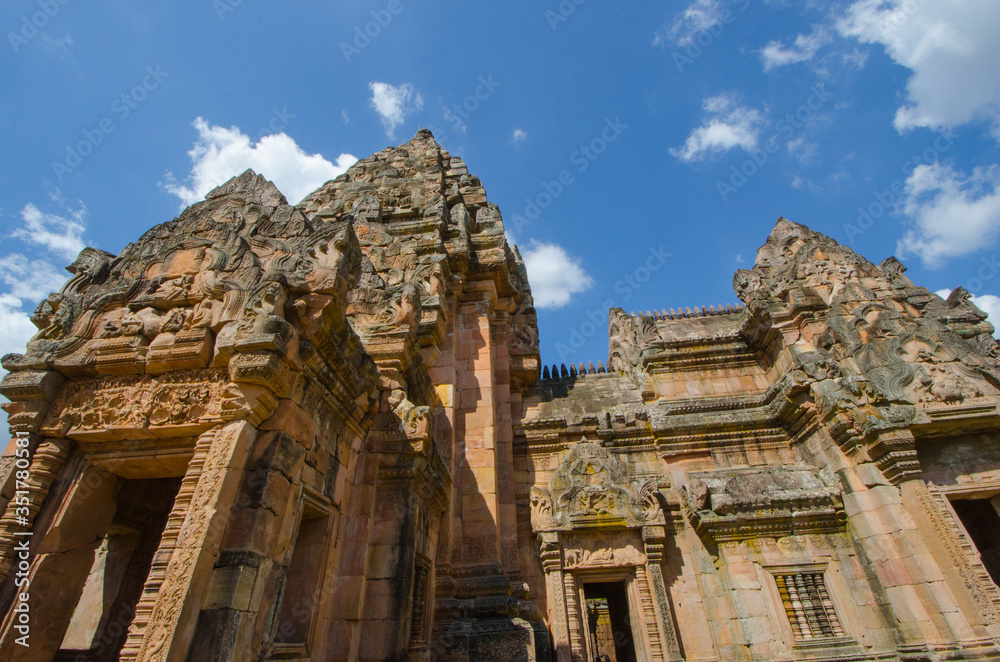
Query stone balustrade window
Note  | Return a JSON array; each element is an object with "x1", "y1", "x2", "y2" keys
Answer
[{"x1": 773, "y1": 572, "x2": 844, "y2": 641}]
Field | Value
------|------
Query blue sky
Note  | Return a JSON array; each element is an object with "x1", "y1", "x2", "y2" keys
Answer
[{"x1": 3, "y1": 0, "x2": 1000, "y2": 402}]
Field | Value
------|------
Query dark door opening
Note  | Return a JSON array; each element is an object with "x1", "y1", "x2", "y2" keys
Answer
[
  {"x1": 55, "y1": 477, "x2": 182, "y2": 662},
  {"x1": 952, "y1": 498, "x2": 1000, "y2": 586},
  {"x1": 583, "y1": 581, "x2": 637, "y2": 662}
]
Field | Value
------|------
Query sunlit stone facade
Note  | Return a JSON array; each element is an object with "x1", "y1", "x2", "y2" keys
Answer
[{"x1": 3, "y1": 131, "x2": 1000, "y2": 661}]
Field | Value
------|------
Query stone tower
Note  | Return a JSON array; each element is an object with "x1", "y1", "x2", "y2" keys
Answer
[
  {"x1": 5, "y1": 132, "x2": 1000, "y2": 662},
  {"x1": 0, "y1": 130, "x2": 546, "y2": 661}
]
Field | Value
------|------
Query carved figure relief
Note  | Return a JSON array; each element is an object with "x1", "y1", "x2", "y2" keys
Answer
[{"x1": 535, "y1": 440, "x2": 663, "y2": 531}]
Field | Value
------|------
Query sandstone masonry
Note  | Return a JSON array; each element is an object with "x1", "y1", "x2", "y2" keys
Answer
[{"x1": 2, "y1": 131, "x2": 1000, "y2": 662}]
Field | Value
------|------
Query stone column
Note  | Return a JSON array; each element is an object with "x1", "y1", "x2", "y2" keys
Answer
[
  {"x1": 120, "y1": 421, "x2": 255, "y2": 662},
  {"x1": 562, "y1": 571, "x2": 586, "y2": 662},
  {"x1": 455, "y1": 295, "x2": 503, "y2": 572},
  {"x1": 634, "y1": 564, "x2": 666, "y2": 660},
  {"x1": 539, "y1": 536, "x2": 571, "y2": 662},
  {"x1": 643, "y1": 526, "x2": 683, "y2": 660}
]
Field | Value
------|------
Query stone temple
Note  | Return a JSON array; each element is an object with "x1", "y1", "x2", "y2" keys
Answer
[{"x1": 4, "y1": 130, "x2": 1000, "y2": 662}]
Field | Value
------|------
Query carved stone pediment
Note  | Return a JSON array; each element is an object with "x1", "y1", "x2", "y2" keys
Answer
[{"x1": 531, "y1": 440, "x2": 663, "y2": 531}]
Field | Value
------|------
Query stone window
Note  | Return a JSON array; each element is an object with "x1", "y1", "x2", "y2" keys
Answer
[
  {"x1": 272, "y1": 491, "x2": 331, "y2": 654},
  {"x1": 772, "y1": 571, "x2": 844, "y2": 641}
]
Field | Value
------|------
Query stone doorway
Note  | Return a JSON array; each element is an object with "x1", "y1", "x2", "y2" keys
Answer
[
  {"x1": 583, "y1": 581, "x2": 637, "y2": 662},
  {"x1": 952, "y1": 498, "x2": 1000, "y2": 586},
  {"x1": 55, "y1": 476, "x2": 182, "y2": 662}
]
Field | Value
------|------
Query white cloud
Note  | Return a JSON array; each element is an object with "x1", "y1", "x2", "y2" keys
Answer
[
  {"x1": 0, "y1": 197, "x2": 88, "y2": 438},
  {"x1": 0, "y1": 254, "x2": 69, "y2": 301},
  {"x1": 521, "y1": 242, "x2": 594, "y2": 309},
  {"x1": 791, "y1": 175, "x2": 823, "y2": 192},
  {"x1": 14, "y1": 202, "x2": 86, "y2": 261},
  {"x1": 787, "y1": 137, "x2": 819, "y2": 164},
  {"x1": 654, "y1": 0, "x2": 725, "y2": 46},
  {"x1": 670, "y1": 93, "x2": 766, "y2": 162},
  {"x1": 0, "y1": 294, "x2": 36, "y2": 358},
  {"x1": 513, "y1": 129, "x2": 528, "y2": 142},
  {"x1": 896, "y1": 163, "x2": 1000, "y2": 268},
  {"x1": 0, "y1": 294, "x2": 37, "y2": 440},
  {"x1": 164, "y1": 118, "x2": 357, "y2": 207},
  {"x1": 760, "y1": 26, "x2": 831, "y2": 71},
  {"x1": 836, "y1": 0, "x2": 1000, "y2": 137},
  {"x1": 936, "y1": 289, "x2": 1000, "y2": 338},
  {"x1": 369, "y1": 82, "x2": 423, "y2": 139}
]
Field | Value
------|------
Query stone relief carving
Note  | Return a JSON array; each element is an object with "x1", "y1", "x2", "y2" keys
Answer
[
  {"x1": 39, "y1": 370, "x2": 229, "y2": 438},
  {"x1": 532, "y1": 440, "x2": 663, "y2": 531},
  {"x1": 733, "y1": 218, "x2": 1000, "y2": 452},
  {"x1": 563, "y1": 544, "x2": 644, "y2": 569}
]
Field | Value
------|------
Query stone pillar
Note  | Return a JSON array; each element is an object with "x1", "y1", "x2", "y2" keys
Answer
[
  {"x1": 120, "y1": 421, "x2": 255, "y2": 662},
  {"x1": 539, "y1": 536, "x2": 571, "y2": 662},
  {"x1": 182, "y1": 429, "x2": 307, "y2": 662},
  {"x1": 455, "y1": 295, "x2": 503, "y2": 572},
  {"x1": 490, "y1": 314, "x2": 519, "y2": 577},
  {"x1": 562, "y1": 571, "x2": 584, "y2": 662},
  {"x1": 643, "y1": 526, "x2": 683, "y2": 660},
  {"x1": 359, "y1": 478, "x2": 419, "y2": 661}
]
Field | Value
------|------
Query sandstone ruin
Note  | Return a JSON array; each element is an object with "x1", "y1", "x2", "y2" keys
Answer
[{"x1": 3, "y1": 130, "x2": 1000, "y2": 661}]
